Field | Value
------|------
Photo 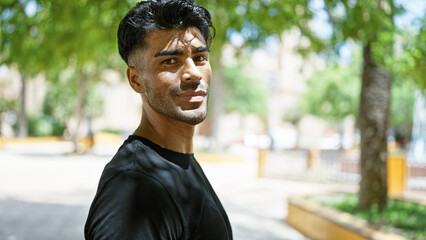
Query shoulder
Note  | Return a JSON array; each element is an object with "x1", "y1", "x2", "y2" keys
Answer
[
  {"x1": 99, "y1": 139, "x2": 155, "y2": 184},
  {"x1": 85, "y1": 171, "x2": 183, "y2": 239},
  {"x1": 97, "y1": 170, "x2": 176, "y2": 211},
  {"x1": 105, "y1": 171, "x2": 170, "y2": 202},
  {"x1": 105, "y1": 137, "x2": 170, "y2": 175}
]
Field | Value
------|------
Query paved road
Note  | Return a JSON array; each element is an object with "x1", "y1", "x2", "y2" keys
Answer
[{"x1": 0, "y1": 142, "x2": 357, "y2": 240}]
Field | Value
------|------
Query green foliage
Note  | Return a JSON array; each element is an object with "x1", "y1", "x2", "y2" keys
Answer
[
  {"x1": 85, "y1": 85, "x2": 104, "y2": 118},
  {"x1": 196, "y1": 0, "x2": 322, "y2": 56},
  {"x1": 323, "y1": 0, "x2": 401, "y2": 62},
  {"x1": 0, "y1": 0, "x2": 52, "y2": 77},
  {"x1": 50, "y1": 0, "x2": 132, "y2": 67},
  {"x1": 0, "y1": 98, "x2": 18, "y2": 115},
  {"x1": 0, "y1": 77, "x2": 18, "y2": 114},
  {"x1": 323, "y1": 0, "x2": 424, "y2": 88},
  {"x1": 222, "y1": 63, "x2": 268, "y2": 117},
  {"x1": 0, "y1": 76, "x2": 19, "y2": 135},
  {"x1": 42, "y1": 69, "x2": 77, "y2": 128},
  {"x1": 388, "y1": 78, "x2": 417, "y2": 146},
  {"x1": 391, "y1": 17, "x2": 426, "y2": 90},
  {"x1": 301, "y1": 58, "x2": 361, "y2": 121},
  {"x1": 100, "y1": 128, "x2": 123, "y2": 135},
  {"x1": 391, "y1": 79, "x2": 417, "y2": 128},
  {"x1": 28, "y1": 114, "x2": 65, "y2": 136},
  {"x1": 315, "y1": 193, "x2": 426, "y2": 240},
  {"x1": 26, "y1": 71, "x2": 75, "y2": 137},
  {"x1": 282, "y1": 107, "x2": 304, "y2": 125},
  {"x1": 26, "y1": 67, "x2": 104, "y2": 137},
  {"x1": 301, "y1": 46, "x2": 417, "y2": 129},
  {"x1": 0, "y1": 0, "x2": 132, "y2": 139}
]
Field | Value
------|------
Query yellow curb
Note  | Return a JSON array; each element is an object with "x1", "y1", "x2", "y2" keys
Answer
[
  {"x1": 195, "y1": 152, "x2": 242, "y2": 163},
  {"x1": 1, "y1": 132, "x2": 123, "y2": 146},
  {"x1": 93, "y1": 132, "x2": 123, "y2": 144},
  {"x1": 286, "y1": 194, "x2": 407, "y2": 240},
  {"x1": 3, "y1": 136, "x2": 64, "y2": 144}
]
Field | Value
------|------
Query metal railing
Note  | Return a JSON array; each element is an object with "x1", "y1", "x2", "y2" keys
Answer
[{"x1": 263, "y1": 149, "x2": 426, "y2": 191}]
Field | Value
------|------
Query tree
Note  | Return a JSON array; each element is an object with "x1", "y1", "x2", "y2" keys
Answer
[
  {"x1": 323, "y1": 0, "x2": 396, "y2": 211},
  {"x1": 0, "y1": 0, "x2": 54, "y2": 137},
  {"x1": 301, "y1": 50, "x2": 418, "y2": 149},
  {"x1": 39, "y1": 0, "x2": 131, "y2": 151},
  {"x1": 321, "y1": 0, "x2": 426, "y2": 211},
  {"x1": 1, "y1": 0, "x2": 131, "y2": 150},
  {"x1": 25, "y1": 67, "x2": 104, "y2": 137}
]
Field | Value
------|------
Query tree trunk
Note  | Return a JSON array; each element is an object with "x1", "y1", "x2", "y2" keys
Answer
[
  {"x1": 358, "y1": 43, "x2": 391, "y2": 211},
  {"x1": 18, "y1": 74, "x2": 28, "y2": 138},
  {"x1": 71, "y1": 70, "x2": 89, "y2": 153}
]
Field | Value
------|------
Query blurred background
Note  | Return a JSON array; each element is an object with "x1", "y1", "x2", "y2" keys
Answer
[{"x1": 0, "y1": 0, "x2": 425, "y2": 239}]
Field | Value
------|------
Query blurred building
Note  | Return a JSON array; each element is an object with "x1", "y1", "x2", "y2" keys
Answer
[
  {"x1": 0, "y1": 66, "x2": 46, "y2": 138},
  {"x1": 0, "y1": 66, "x2": 141, "y2": 139},
  {"x1": 217, "y1": 28, "x2": 327, "y2": 150},
  {"x1": 91, "y1": 70, "x2": 141, "y2": 134},
  {"x1": 408, "y1": 90, "x2": 426, "y2": 163}
]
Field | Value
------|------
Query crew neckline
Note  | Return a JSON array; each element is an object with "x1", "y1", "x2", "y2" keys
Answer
[{"x1": 127, "y1": 135, "x2": 193, "y2": 169}]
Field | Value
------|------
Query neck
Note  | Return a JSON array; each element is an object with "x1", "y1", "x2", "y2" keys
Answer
[{"x1": 133, "y1": 103, "x2": 195, "y2": 154}]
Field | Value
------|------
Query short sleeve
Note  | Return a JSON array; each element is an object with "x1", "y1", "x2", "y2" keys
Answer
[{"x1": 85, "y1": 171, "x2": 183, "y2": 240}]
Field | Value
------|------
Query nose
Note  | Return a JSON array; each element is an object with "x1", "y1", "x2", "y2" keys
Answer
[{"x1": 182, "y1": 58, "x2": 202, "y2": 82}]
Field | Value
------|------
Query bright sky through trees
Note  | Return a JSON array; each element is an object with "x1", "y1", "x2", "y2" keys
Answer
[
  {"x1": 310, "y1": 0, "x2": 425, "y2": 37},
  {"x1": 24, "y1": 1, "x2": 36, "y2": 17},
  {"x1": 395, "y1": 0, "x2": 426, "y2": 28}
]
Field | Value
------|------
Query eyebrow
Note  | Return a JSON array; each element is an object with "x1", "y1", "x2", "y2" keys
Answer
[
  {"x1": 154, "y1": 46, "x2": 209, "y2": 57},
  {"x1": 194, "y1": 46, "x2": 210, "y2": 54},
  {"x1": 154, "y1": 49, "x2": 183, "y2": 57}
]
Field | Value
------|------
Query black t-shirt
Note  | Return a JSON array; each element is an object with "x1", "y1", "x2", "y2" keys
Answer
[{"x1": 85, "y1": 135, "x2": 232, "y2": 240}]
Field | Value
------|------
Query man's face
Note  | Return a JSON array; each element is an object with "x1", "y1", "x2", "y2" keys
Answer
[{"x1": 130, "y1": 27, "x2": 211, "y2": 125}]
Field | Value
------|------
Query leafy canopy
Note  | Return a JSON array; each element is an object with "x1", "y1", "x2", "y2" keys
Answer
[
  {"x1": 223, "y1": 63, "x2": 268, "y2": 117},
  {"x1": 301, "y1": 57, "x2": 361, "y2": 121}
]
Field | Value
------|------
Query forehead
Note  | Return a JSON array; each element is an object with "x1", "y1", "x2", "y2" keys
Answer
[{"x1": 144, "y1": 27, "x2": 206, "y2": 53}]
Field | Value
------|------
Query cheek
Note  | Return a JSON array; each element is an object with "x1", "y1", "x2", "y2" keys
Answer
[
  {"x1": 201, "y1": 66, "x2": 212, "y2": 85},
  {"x1": 154, "y1": 72, "x2": 181, "y2": 94},
  {"x1": 156, "y1": 72, "x2": 179, "y2": 87}
]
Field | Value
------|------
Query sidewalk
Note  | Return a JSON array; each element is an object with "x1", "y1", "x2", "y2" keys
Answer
[
  {"x1": 0, "y1": 142, "x2": 357, "y2": 240},
  {"x1": 201, "y1": 146, "x2": 357, "y2": 240}
]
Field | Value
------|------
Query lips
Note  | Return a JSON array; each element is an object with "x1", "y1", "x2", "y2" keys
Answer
[{"x1": 177, "y1": 90, "x2": 207, "y2": 103}]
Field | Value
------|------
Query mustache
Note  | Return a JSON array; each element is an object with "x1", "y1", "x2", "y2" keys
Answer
[{"x1": 171, "y1": 82, "x2": 209, "y2": 94}]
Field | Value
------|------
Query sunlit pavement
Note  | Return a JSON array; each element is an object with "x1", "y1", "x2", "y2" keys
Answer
[{"x1": 0, "y1": 142, "x2": 359, "y2": 240}]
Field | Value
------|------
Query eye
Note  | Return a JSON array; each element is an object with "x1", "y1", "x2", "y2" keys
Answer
[
  {"x1": 161, "y1": 58, "x2": 177, "y2": 64},
  {"x1": 194, "y1": 55, "x2": 208, "y2": 62}
]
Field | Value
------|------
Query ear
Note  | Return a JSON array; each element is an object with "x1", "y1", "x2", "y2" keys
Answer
[{"x1": 127, "y1": 66, "x2": 145, "y2": 93}]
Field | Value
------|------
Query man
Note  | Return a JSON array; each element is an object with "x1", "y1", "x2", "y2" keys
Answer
[{"x1": 84, "y1": 0, "x2": 233, "y2": 239}]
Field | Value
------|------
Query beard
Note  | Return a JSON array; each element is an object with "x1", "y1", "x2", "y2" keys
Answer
[{"x1": 145, "y1": 82, "x2": 209, "y2": 125}]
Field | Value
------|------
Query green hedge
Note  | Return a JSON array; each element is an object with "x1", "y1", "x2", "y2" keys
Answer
[{"x1": 313, "y1": 193, "x2": 426, "y2": 240}]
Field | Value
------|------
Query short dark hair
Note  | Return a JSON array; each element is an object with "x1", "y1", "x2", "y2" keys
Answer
[{"x1": 117, "y1": 0, "x2": 215, "y2": 65}]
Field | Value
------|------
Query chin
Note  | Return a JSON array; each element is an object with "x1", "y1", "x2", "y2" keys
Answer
[
  {"x1": 175, "y1": 108, "x2": 207, "y2": 125},
  {"x1": 149, "y1": 98, "x2": 208, "y2": 125}
]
